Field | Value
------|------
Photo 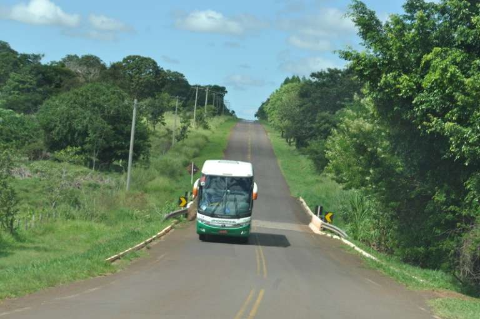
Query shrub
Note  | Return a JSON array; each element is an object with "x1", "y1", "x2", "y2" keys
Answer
[
  {"x1": 0, "y1": 109, "x2": 42, "y2": 149},
  {"x1": 0, "y1": 150, "x2": 19, "y2": 234},
  {"x1": 52, "y1": 146, "x2": 87, "y2": 165}
]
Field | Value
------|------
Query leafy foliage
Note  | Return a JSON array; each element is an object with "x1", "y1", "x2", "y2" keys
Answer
[
  {"x1": 0, "y1": 150, "x2": 18, "y2": 234},
  {"x1": 258, "y1": 69, "x2": 362, "y2": 169},
  {"x1": 0, "y1": 109, "x2": 41, "y2": 149},
  {"x1": 331, "y1": 0, "x2": 480, "y2": 281},
  {"x1": 38, "y1": 83, "x2": 150, "y2": 168}
]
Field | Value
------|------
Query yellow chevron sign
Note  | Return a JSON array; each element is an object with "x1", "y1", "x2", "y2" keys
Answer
[
  {"x1": 325, "y1": 212, "x2": 334, "y2": 223},
  {"x1": 178, "y1": 196, "x2": 187, "y2": 207}
]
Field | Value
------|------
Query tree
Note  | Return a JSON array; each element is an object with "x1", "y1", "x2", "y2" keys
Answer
[
  {"x1": 38, "y1": 83, "x2": 150, "y2": 168},
  {"x1": 0, "y1": 41, "x2": 21, "y2": 87},
  {"x1": 0, "y1": 108, "x2": 41, "y2": 148},
  {"x1": 177, "y1": 111, "x2": 191, "y2": 142},
  {"x1": 120, "y1": 55, "x2": 165, "y2": 99},
  {"x1": 140, "y1": 92, "x2": 171, "y2": 130},
  {"x1": 337, "y1": 0, "x2": 480, "y2": 278},
  {"x1": 163, "y1": 70, "x2": 190, "y2": 98},
  {"x1": 0, "y1": 71, "x2": 45, "y2": 113},
  {"x1": 257, "y1": 70, "x2": 362, "y2": 169},
  {"x1": 60, "y1": 54, "x2": 106, "y2": 83}
]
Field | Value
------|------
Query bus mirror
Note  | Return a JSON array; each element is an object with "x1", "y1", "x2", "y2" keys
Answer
[
  {"x1": 253, "y1": 182, "x2": 258, "y2": 200},
  {"x1": 192, "y1": 179, "x2": 200, "y2": 198}
]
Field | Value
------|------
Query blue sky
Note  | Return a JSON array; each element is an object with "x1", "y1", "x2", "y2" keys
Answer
[{"x1": 0, "y1": 0, "x2": 409, "y2": 119}]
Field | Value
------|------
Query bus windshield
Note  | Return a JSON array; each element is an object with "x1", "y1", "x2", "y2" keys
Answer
[{"x1": 198, "y1": 175, "x2": 253, "y2": 218}]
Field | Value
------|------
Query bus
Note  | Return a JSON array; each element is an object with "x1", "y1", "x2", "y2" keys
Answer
[{"x1": 193, "y1": 160, "x2": 258, "y2": 242}]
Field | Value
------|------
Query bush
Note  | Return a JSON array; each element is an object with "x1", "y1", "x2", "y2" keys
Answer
[
  {"x1": 52, "y1": 147, "x2": 87, "y2": 165},
  {"x1": 459, "y1": 220, "x2": 480, "y2": 286},
  {"x1": 0, "y1": 109, "x2": 42, "y2": 149},
  {"x1": 0, "y1": 150, "x2": 19, "y2": 234}
]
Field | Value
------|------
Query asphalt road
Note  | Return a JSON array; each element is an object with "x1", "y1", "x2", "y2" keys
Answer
[{"x1": 0, "y1": 121, "x2": 436, "y2": 319}]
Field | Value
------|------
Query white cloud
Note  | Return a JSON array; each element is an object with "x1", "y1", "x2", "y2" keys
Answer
[
  {"x1": 288, "y1": 35, "x2": 331, "y2": 51},
  {"x1": 161, "y1": 55, "x2": 180, "y2": 64},
  {"x1": 175, "y1": 10, "x2": 267, "y2": 36},
  {"x1": 280, "y1": 56, "x2": 342, "y2": 76},
  {"x1": 280, "y1": 8, "x2": 356, "y2": 51},
  {"x1": 225, "y1": 74, "x2": 266, "y2": 90},
  {"x1": 62, "y1": 29, "x2": 117, "y2": 41},
  {"x1": 224, "y1": 41, "x2": 243, "y2": 48},
  {"x1": 3, "y1": 0, "x2": 80, "y2": 27},
  {"x1": 280, "y1": 8, "x2": 355, "y2": 37},
  {"x1": 89, "y1": 14, "x2": 132, "y2": 32}
]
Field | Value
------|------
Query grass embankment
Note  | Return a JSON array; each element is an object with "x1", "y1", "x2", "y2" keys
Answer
[
  {"x1": 262, "y1": 123, "x2": 480, "y2": 319},
  {"x1": 0, "y1": 116, "x2": 237, "y2": 300}
]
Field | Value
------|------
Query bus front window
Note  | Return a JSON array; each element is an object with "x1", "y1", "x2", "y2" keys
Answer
[{"x1": 198, "y1": 176, "x2": 253, "y2": 218}]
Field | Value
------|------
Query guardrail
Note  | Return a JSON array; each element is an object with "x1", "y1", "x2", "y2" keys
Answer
[
  {"x1": 163, "y1": 201, "x2": 194, "y2": 220},
  {"x1": 321, "y1": 223, "x2": 348, "y2": 238},
  {"x1": 298, "y1": 197, "x2": 348, "y2": 239},
  {"x1": 163, "y1": 208, "x2": 188, "y2": 220}
]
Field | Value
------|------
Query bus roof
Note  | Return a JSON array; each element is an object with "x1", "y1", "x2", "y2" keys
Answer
[{"x1": 201, "y1": 160, "x2": 253, "y2": 177}]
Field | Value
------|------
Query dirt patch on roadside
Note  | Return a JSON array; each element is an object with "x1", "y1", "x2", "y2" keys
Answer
[{"x1": 422, "y1": 289, "x2": 476, "y2": 301}]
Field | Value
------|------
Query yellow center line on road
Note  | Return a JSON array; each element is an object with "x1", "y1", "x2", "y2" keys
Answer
[
  {"x1": 254, "y1": 234, "x2": 267, "y2": 278},
  {"x1": 259, "y1": 246, "x2": 267, "y2": 279},
  {"x1": 247, "y1": 289, "x2": 265, "y2": 319},
  {"x1": 255, "y1": 247, "x2": 261, "y2": 276},
  {"x1": 234, "y1": 289, "x2": 255, "y2": 319}
]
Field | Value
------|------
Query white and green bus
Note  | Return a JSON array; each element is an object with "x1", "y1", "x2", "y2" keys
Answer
[{"x1": 193, "y1": 160, "x2": 258, "y2": 242}]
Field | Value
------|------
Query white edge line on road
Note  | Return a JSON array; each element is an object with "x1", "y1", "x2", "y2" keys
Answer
[
  {"x1": 105, "y1": 220, "x2": 179, "y2": 263},
  {"x1": 0, "y1": 307, "x2": 31, "y2": 317}
]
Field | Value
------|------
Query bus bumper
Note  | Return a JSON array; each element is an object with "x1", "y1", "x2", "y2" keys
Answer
[{"x1": 196, "y1": 221, "x2": 250, "y2": 237}]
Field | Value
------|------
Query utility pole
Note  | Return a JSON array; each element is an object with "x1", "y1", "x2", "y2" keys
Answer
[
  {"x1": 172, "y1": 96, "x2": 179, "y2": 146},
  {"x1": 126, "y1": 98, "x2": 137, "y2": 191},
  {"x1": 204, "y1": 86, "x2": 209, "y2": 116},
  {"x1": 193, "y1": 86, "x2": 199, "y2": 126}
]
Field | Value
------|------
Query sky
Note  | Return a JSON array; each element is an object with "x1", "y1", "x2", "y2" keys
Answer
[{"x1": 0, "y1": 0, "x2": 411, "y2": 119}]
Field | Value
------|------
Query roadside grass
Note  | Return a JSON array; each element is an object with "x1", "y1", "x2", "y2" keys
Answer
[
  {"x1": 261, "y1": 122, "x2": 480, "y2": 319},
  {"x1": 429, "y1": 298, "x2": 480, "y2": 319},
  {"x1": 0, "y1": 116, "x2": 237, "y2": 300}
]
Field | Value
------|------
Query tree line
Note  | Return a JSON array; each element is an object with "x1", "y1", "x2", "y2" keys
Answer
[
  {"x1": 0, "y1": 40, "x2": 232, "y2": 165},
  {"x1": 257, "y1": 0, "x2": 480, "y2": 287}
]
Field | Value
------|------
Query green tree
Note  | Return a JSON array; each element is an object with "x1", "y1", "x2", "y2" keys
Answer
[
  {"x1": 0, "y1": 108, "x2": 41, "y2": 148},
  {"x1": 38, "y1": 83, "x2": 150, "y2": 168},
  {"x1": 163, "y1": 70, "x2": 191, "y2": 98},
  {"x1": 60, "y1": 54, "x2": 106, "y2": 83},
  {"x1": 120, "y1": 55, "x2": 165, "y2": 99},
  {"x1": 0, "y1": 71, "x2": 45, "y2": 113},
  {"x1": 140, "y1": 92, "x2": 170, "y2": 130},
  {"x1": 0, "y1": 41, "x2": 21, "y2": 87},
  {"x1": 337, "y1": 0, "x2": 480, "y2": 278}
]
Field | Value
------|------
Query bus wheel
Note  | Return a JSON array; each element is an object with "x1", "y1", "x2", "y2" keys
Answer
[
  {"x1": 199, "y1": 234, "x2": 206, "y2": 241},
  {"x1": 239, "y1": 237, "x2": 249, "y2": 244}
]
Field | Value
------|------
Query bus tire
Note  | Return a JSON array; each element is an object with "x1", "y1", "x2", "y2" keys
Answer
[
  {"x1": 199, "y1": 234, "x2": 206, "y2": 241},
  {"x1": 239, "y1": 237, "x2": 249, "y2": 244}
]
